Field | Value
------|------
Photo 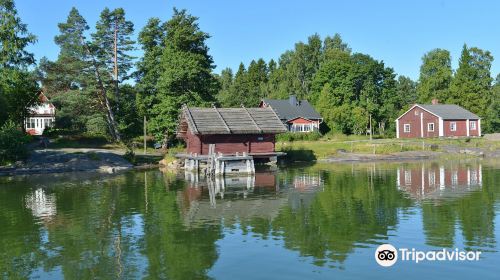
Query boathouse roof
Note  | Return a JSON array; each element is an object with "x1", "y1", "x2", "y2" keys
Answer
[{"x1": 178, "y1": 105, "x2": 287, "y2": 136}]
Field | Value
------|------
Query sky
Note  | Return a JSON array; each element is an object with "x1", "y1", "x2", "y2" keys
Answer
[{"x1": 15, "y1": 0, "x2": 500, "y2": 80}]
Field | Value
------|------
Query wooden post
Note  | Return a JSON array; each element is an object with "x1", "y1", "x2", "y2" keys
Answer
[{"x1": 143, "y1": 116, "x2": 147, "y2": 155}]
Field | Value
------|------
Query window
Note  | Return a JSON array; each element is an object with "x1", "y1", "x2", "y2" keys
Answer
[
  {"x1": 429, "y1": 172, "x2": 436, "y2": 186},
  {"x1": 26, "y1": 118, "x2": 36, "y2": 129},
  {"x1": 450, "y1": 122, "x2": 457, "y2": 131},
  {"x1": 257, "y1": 136, "x2": 264, "y2": 141},
  {"x1": 404, "y1": 124, "x2": 411, "y2": 133},
  {"x1": 470, "y1": 121, "x2": 476, "y2": 130},
  {"x1": 451, "y1": 171, "x2": 458, "y2": 185},
  {"x1": 414, "y1": 110, "x2": 419, "y2": 116},
  {"x1": 405, "y1": 170, "x2": 412, "y2": 185},
  {"x1": 428, "y1": 123, "x2": 434, "y2": 132}
]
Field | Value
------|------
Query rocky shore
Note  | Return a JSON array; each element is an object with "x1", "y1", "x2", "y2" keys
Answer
[{"x1": 0, "y1": 148, "x2": 134, "y2": 176}]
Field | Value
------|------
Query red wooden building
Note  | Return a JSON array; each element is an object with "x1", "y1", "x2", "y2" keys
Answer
[
  {"x1": 260, "y1": 96, "x2": 322, "y2": 132},
  {"x1": 396, "y1": 101, "x2": 481, "y2": 138},
  {"x1": 177, "y1": 106, "x2": 287, "y2": 156}
]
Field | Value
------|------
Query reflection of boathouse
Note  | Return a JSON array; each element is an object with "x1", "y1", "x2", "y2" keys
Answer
[
  {"x1": 179, "y1": 172, "x2": 286, "y2": 227},
  {"x1": 397, "y1": 163, "x2": 482, "y2": 199}
]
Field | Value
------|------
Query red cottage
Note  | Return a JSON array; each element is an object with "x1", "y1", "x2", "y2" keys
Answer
[
  {"x1": 260, "y1": 96, "x2": 323, "y2": 133},
  {"x1": 396, "y1": 101, "x2": 481, "y2": 138},
  {"x1": 177, "y1": 106, "x2": 287, "y2": 157}
]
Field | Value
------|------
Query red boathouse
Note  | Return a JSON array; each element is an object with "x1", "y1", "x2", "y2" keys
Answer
[
  {"x1": 396, "y1": 100, "x2": 481, "y2": 138},
  {"x1": 177, "y1": 105, "x2": 287, "y2": 157}
]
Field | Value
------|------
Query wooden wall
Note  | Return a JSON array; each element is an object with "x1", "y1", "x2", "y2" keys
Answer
[{"x1": 185, "y1": 133, "x2": 276, "y2": 155}]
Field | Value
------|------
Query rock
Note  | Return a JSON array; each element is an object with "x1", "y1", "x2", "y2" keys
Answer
[{"x1": 159, "y1": 159, "x2": 168, "y2": 166}]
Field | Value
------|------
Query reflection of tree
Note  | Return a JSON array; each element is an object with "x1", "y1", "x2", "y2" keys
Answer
[
  {"x1": 271, "y1": 165, "x2": 413, "y2": 267},
  {"x1": 420, "y1": 162, "x2": 498, "y2": 249},
  {"x1": 142, "y1": 171, "x2": 222, "y2": 280},
  {"x1": 0, "y1": 184, "x2": 46, "y2": 279},
  {"x1": 0, "y1": 171, "x2": 222, "y2": 279}
]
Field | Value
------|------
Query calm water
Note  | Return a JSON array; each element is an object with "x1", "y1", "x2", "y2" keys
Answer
[{"x1": 1, "y1": 159, "x2": 499, "y2": 279}]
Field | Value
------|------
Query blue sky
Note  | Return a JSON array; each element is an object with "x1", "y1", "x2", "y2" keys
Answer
[{"x1": 16, "y1": 0, "x2": 500, "y2": 80}]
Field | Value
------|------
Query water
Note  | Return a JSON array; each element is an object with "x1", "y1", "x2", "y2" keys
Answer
[{"x1": 0, "y1": 159, "x2": 499, "y2": 279}]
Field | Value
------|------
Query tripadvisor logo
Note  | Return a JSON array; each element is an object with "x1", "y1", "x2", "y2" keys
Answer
[
  {"x1": 375, "y1": 244, "x2": 398, "y2": 267},
  {"x1": 374, "y1": 244, "x2": 481, "y2": 267}
]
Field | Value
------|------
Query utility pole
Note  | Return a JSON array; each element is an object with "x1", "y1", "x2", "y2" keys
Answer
[
  {"x1": 143, "y1": 116, "x2": 147, "y2": 155},
  {"x1": 369, "y1": 114, "x2": 372, "y2": 141}
]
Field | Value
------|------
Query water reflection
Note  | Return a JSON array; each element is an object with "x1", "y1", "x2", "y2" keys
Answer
[
  {"x1": 0, "y1": 160, "x2": 498, "y2": 279},
  {"x1": 25, "y1": 188, "x2": 57, "y2": 223},
  {"x1": 397, "y1": 163, "x2": 483, "y2": 200}
]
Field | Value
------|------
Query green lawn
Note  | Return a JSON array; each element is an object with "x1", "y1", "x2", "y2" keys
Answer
[{"x1": 276, "y1": 136, "x2": 498, "y2": 160}]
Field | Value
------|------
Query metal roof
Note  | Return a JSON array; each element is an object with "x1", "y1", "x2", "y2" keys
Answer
[
  {"x1": 262, "y1": 98, "x2": 322, "y2": 121},
  {"x1": 417, "y1": 104, "x2": 480, "y2": 120},
  {"x1": 178, "y1": 106, "x2": 287, "y2": 136}
]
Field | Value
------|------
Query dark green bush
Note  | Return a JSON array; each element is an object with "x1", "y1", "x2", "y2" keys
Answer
[
  {"x1": 276, "y1": 131, "x2": 322, "y2": 142},
  {"x1": 0, "y1": 121, "x2": 31, "y2": 165}
]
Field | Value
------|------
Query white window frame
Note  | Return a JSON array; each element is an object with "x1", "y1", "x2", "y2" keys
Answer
[
  {"x1": 428, "y1": 123, "x2": 434, "y2": 132},
  {"x1": 403, "y1": 124, "x2": 411, "y2": 133},
  {"x1": 405, "y1": 170, "x2": 412, "y2": 185},
  {"x1": 450, "y1": 122, "x2": 457, "y2": 132},
  {"x1": 470, "y1": 121, "x2": 476, "y2": 130}
]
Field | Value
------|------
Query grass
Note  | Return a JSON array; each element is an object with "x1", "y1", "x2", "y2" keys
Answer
[
  {"x1": 277, "y1": 140, "x2": 424, "y2": 160},
  {"x1": 49, "y1": 135, "x2": 120, "y2": 149},
  {"x1": 276, "y1": 136, "x2": 498, "y2": 161}
]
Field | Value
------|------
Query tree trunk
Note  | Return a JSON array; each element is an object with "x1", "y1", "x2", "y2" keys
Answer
[
  {"x1": 113, "y1": 18, "x2": 120, "y2": 104},
  {"x1": 83, "y1": 42, "x2": 121, "y2": 142}
]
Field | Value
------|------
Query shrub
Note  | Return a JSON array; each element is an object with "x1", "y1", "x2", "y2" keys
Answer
[
  {"x1": 0, "y1": 121, "x2": 31, "y2": 165},
  {"x1": 276, "y1": 131, "x2": 322, "y2": 142},
  {"x1": 85, "y1": 115, "x2": 109, "y2": 137}
]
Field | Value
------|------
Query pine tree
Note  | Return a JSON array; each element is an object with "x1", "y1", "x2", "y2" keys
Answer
[
  {"x1": 149, "y1": 8, "x2": 219, "y2": 140},
  {"x1": 92, "y1": 8, "x2": 135, "y2": 103},
  {"x1": 449, "y1": 44, "x2": 493, "y2": 129},
  {"x1": 136, "y1": 17, "x2": 165, "y2": 117},
  {"x1": 0, "y1": 0, "x2": 36, "y2": 68},
  {"x1": 0, "y1": 0, "x2": 38, "y2": 127}
]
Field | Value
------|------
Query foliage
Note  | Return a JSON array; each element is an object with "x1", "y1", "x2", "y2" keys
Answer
[
  {"x1": 449, "y1": 45, "x2": 494, "y2": 132},
  {"x1": 0, "y1": 0, "x2": 37, "y2": 68},
  {"x1": 0, "y1": 0, "x2": 39, "y2": 128},
  {"x1": 0, "y1": 121, "x2": 30, "y2": 164},
  {"x1": 276, "y1": 131, "x2": 322, "y2": 142},
  {"x1": 148, "y1": 8, "x2": 219, "y2": 140},
  {"x1": 416, "y1": 49, "x2": 452, "y2": 103}
]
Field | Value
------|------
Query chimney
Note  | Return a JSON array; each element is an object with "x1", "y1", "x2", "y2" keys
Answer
[
  {"x1": 289, "y1": 95, "x2": 297, "y2": 106},
  {"x1": 431, "y1": 99, "x2": 439, "y2": 105}
]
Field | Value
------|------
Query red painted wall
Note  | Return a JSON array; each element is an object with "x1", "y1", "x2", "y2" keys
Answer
[
  {"x1": 398, "y1": 106, "x2": 439, "y2": 138},
  {"x1": 443, "y1": 120, "x2": 468, "y2": 137},
  {"x1": 185, "y1": 132, "x2": 276, "y2": 155},
  {"x1": 469, "y1": 120, "x2": 480, "y2": 137}
]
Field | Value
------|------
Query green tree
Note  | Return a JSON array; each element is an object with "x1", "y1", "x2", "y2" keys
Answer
[
  {"x1": 215, "y1": 67, "x2": 234, "y2": 107},
  {"x1": 449, "y1": 44, "x2": 493, "y2": 131},
  {"x1": 0, "y1": 0, "x2": 36, "y2": 68},
  {"x1": 92, "y1": 8, "x2": 135, "y2": 103},
  {"x1": 149, "y1": 8, "x2": 219, "y2": 140},
  {"x1": 396, "y1": 75, "x2": 417, "y2": 105},
  {"x1": 136, "y1": 17, "x2": 165, "y2": 117},
  {"x1": 487, "y1": 74, "x2": 500, "y2": 132},
  {"x1": 416, "y1": 48, "x2": 452, "y2": 103},
  {"x1": 0, "y1": 0, "x2": 38, "y2": 127}
]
